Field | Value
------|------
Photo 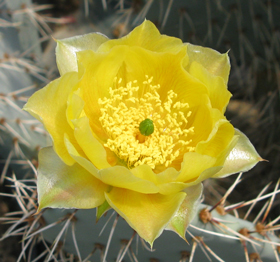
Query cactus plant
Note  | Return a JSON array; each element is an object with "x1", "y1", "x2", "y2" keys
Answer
[{"x1": 1, "y1": 1, "x2": 280, "y2": 262}]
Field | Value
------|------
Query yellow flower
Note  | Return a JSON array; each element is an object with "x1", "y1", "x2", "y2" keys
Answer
[{"x1": 24, "y1": 20, "x2": 261, "y2": 245}]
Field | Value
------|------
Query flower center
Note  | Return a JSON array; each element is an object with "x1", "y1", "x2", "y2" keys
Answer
[{"x1": 98, "y1": 76, "x2": 195, "y2": 169}]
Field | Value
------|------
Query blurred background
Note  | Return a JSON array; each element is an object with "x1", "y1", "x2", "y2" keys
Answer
[{"x1": 0, "y1": 0, "x2": 279, "y2": 261}]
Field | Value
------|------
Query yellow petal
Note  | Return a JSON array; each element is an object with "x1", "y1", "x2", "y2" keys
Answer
[
  {"x1": 155, "y1": 167, "x2": 187, "y2": 195},
  {"x1": 77, "y1": 46, "x2": 129, "y2": 140},
  {"x1": 176, "y1": 152, "x2": 216, "y2": 182},
  {"x1": 189, "y1": 61, "x2": 232, "y2": 113},
  {"x1": 66, "y1": 89, "x2": 85, "y2": 129},
  {"x1": 99, "y1": 166, "x2": 159, "y2": 194},
  {"x1": 186, "y1": 43, "x2": 230, "y2": 84},
  {"x1": 72, "y1": 116, "x2": 111, "y2": 169},
  {"x1": 132, "y1": 167, "x2": 190, "y2": 195},
  {"x1": 174, "y1": 125, "x2": 238, "y2": 187},
  {"x1": 196, "y1": 120, "x2": 235, "y2": 158},
  {"x1": 98, "y1": 20, "x2": 185, "y2": 55},
  {"x1": 105, "y1": 188, "x2": 186, "y2": 246},
  {"x1": 186, "y1": 103, "x2": 213, "y2": 147},
  {"x1": 118, "y1": 46, "x2": 208, "y2": 109},
  {"x1": 56, "y1": 32, "x2": 108, "y2": 75},
  {"x1": 156, "y1": 167, "x2": 179, "y2": 184},
  {"x1": 182, "y1": 166, "x2": 223, "y2": 188},
  {"x1": 66, "y1": 90, "x2": 119, "y2": 165},
  {"x1": 64, "y1": 136, "x2": 159, "y2": 194},
  {"x1": 167, "y1": 183, "x2": 203, "y2": 240},
  {"x1": 23, "y1": 72, "x2": 81, "y2": 165},
  {"x1": 158, "y1": 182, "x2": 187, "y2": 195},
  {"x1": 37, "y1": 147, "x2": 108, "y2": 211},
  {"x1": 130, "y1": 164, "x2": 158, "y2": 184}
]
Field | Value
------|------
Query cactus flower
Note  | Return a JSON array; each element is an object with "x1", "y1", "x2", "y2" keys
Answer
[{"x1": 24, "y1": 20, "x2": 261, "y2": 245}]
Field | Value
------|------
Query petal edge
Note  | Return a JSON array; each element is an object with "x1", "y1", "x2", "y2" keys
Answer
[
  {"x1": 37, "y1": 147, "x2": 108, "y2": 211},
  {"x1": 105, "y1": 188, "x2": 186, "y2": 246}
]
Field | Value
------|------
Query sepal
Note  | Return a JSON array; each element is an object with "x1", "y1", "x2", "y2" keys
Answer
[
  {"x1": 56, "y1": 33, "x2": 108, "y2": 75},
  {"x1": 213, "y1": 129, "x2": 262, "y2": 178},
  {"x1": 166, "y1": 183, "x2": 203, "y2": 240}
]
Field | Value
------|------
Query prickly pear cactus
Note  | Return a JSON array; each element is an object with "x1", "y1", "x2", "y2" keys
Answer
[{"x1": 0, "y1": 1, "x2": 280, "y2": 262}]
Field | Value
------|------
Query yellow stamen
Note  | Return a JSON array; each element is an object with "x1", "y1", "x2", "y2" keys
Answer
[{"x1": 98, "y1": 76, "x2": 195, "y2": 169}]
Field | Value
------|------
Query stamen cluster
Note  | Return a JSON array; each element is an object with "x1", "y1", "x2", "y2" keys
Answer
[{"x1": 98, "y1": 76, "x2": 195, "y2": 169}]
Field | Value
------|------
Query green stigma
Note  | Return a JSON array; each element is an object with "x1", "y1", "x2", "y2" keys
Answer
[{"x1": 139, "y1": 118, "x2": 154, "y2": 136}]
